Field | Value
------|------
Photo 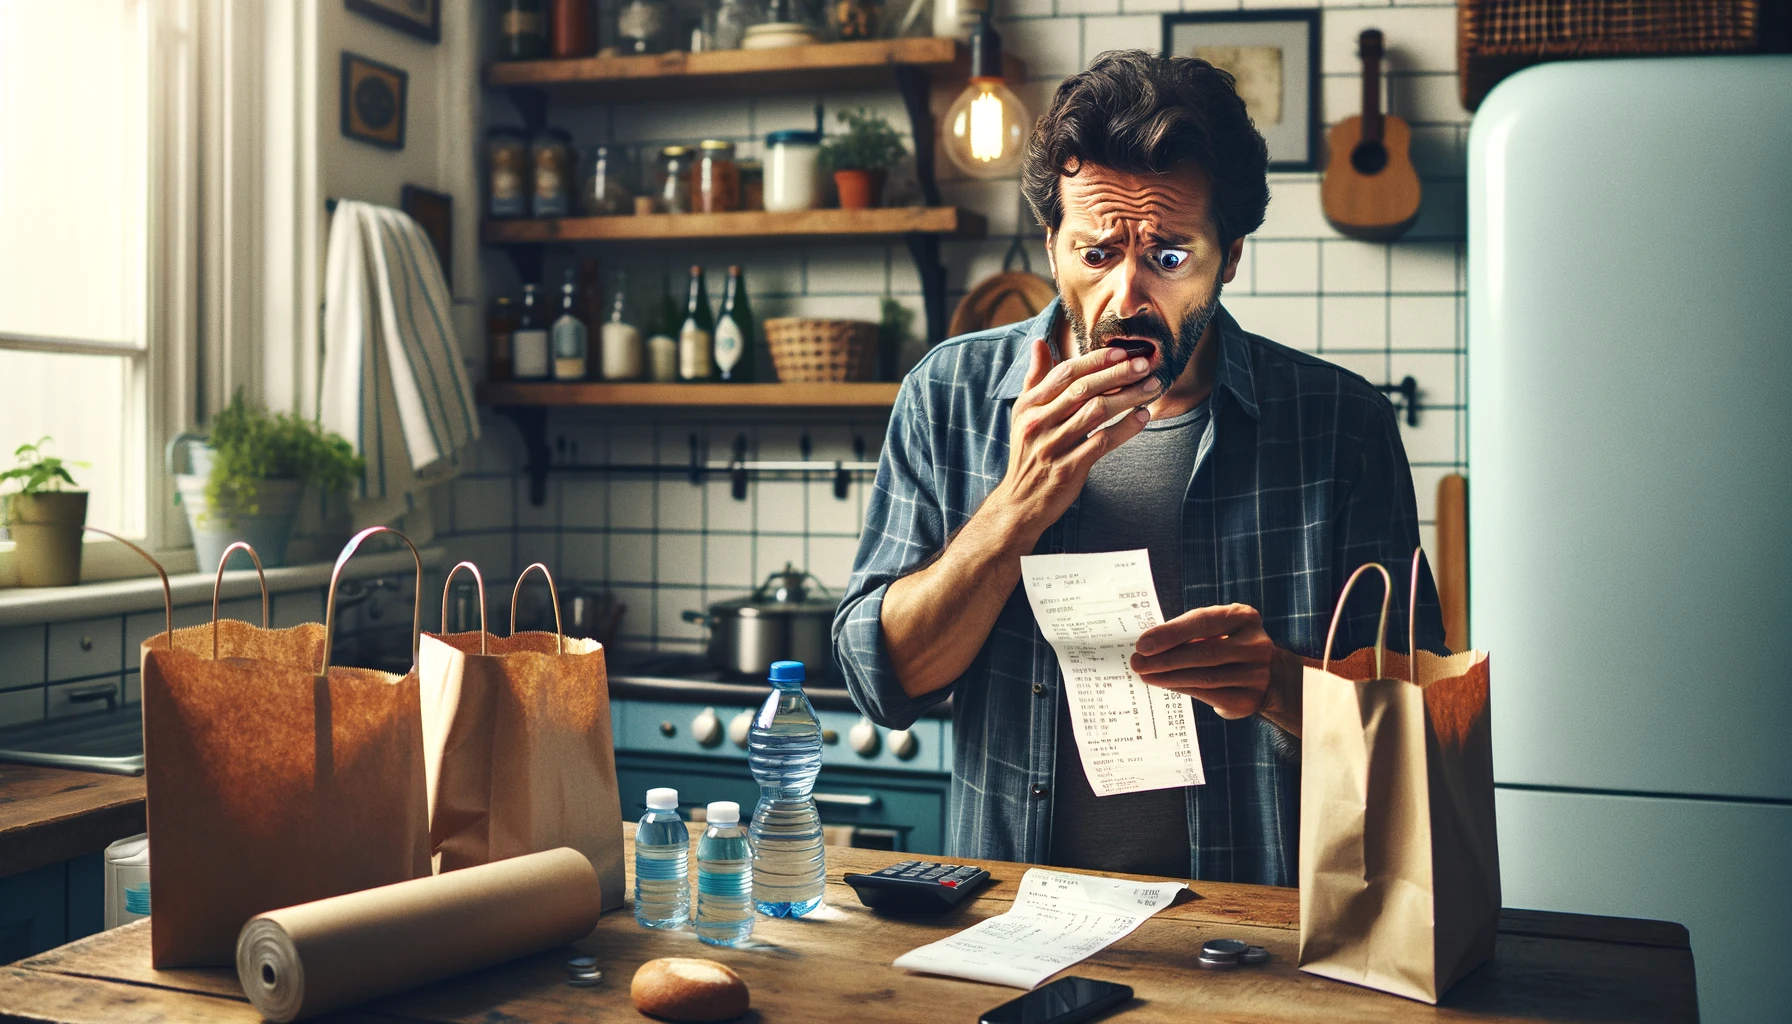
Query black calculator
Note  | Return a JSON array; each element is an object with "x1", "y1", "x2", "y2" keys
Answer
[{"x1": 843, "y1": 860, "x2": 993, "y2": 913}]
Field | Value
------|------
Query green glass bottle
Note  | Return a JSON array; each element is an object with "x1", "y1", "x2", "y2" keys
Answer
[
  {"x1": 677, "y1": 265, "x2": 714, "y2": 381},
  {"x1": 647, "y1": 269, "x2": 680, "y2": 382},
  {"x1": 713, "y1": 265, "x2": 755, "y2": 382}
]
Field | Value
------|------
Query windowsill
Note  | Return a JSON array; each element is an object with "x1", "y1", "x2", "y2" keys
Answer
[{"x1": 0, "y1": 547, "x2": 446, "y2": 627}]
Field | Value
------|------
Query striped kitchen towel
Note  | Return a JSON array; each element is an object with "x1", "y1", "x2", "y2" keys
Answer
[{"x1": 321, "y1": 200, "x2": 479, "y2": 528}]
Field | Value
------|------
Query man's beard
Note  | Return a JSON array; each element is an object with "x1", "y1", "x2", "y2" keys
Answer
[{"x1": 1064, "y1": 276, "x2": 1225, "y2": 395}]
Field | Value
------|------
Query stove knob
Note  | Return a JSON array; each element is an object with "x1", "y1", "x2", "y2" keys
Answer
[
  {"x1": 728, "y1": 710, "x2": 754, "y2": 749},
  {"x1": 848, "y1": 717, "x2": 881, "y2": 757},
  {"x1": 888, "y1": 729, "x2": 918, "y2": 760},
  {"x1": 692, "y1": 707, "x2": 723, "y2": 748}
]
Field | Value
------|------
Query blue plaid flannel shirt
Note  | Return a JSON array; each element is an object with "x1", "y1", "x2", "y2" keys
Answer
[{"x1": 833, "y1": 298, "x2": 1444, "y2": 886}]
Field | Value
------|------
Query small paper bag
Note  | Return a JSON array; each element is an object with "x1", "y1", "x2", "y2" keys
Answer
[
  {"x1": 1297, "y1": 552, "x2": 1500, "y2": 1003},
  {"x1": 141, "y1": 529, "x2": 432, "y2": 967},
  {"x1": 419, "y1": 562, "x2": 625, "y2": 912}
]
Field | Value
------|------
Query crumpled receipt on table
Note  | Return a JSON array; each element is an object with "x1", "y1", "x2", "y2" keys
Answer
[
  {"x1": 892, "y1": 868, "x2": 1187, "y2": 988},
  {"x1": 1020, "y1": 549, "x2": 1205, "y2": 796}
]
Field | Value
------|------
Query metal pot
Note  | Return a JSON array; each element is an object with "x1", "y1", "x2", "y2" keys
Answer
[{"x1": 683, "y1": 564, "x2": 838, "y2": 677}]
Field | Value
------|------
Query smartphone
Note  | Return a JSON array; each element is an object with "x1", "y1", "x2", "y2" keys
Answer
[{"x1": 978, "y1": 976, "x2": 1134, "y2": 1024}]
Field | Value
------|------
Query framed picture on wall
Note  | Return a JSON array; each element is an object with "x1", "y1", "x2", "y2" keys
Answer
[
  {"x1": 340, "y1": 52, "x2": 408, "y2": 150},
  {"x1": 401, "y1": 185, "x2": 453, "y2": 287},
  {"x1": 346, "y1": 0, "x2": 441, "y2": 43},
  {"x1": 1162, "y1": 10, "x2": 1320, "y2": 171}
]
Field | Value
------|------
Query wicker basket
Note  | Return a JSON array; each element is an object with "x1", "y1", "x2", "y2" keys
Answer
[
  {"x1": 1460, "y1": 0, "x2": 1787, "y2": 109},
  {"x1": 764, "y1": 317, "x2": 880, "y2": 382}
]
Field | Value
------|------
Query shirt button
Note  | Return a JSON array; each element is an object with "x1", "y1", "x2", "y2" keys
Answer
[
  {"x1": 1031, "y1": 682, "x2": 1045, "y2": 696},
  {"x1": 1031, "y1": 784, "x2": 1049, "y2": 799}
]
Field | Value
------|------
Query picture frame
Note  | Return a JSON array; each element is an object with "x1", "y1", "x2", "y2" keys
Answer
[
  {"x1": 340, "y1": 52, "x2": 408, "y2": 151},
  {"x1": 401, "y1": 184, "x2": 454, "y2": 288},
  {"x1": 346, "y1": 0, "x2": 440, "y2": 43},
  {"x1": 1162, "y1": 10, "x2": 1320, "y2": 172}
]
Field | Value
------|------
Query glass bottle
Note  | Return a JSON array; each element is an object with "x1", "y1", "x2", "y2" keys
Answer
[
  {"x1": 616, "y1": 0, "x2": 677, "y2": 54},
  {"x1": 678, "y1": 265, "x2": 715, "y2": 381},
  {"x1": 711, "y1": 0, "x2": 764, "y2": 50},
  {"x1": 691, "y1": 140, "x2": 740, "y2": 213},
  {"x1": 499, "y1": 0, "x2": 550, "y2": 59},
  {"x1": 656, "y1": 146, "x2": 693, "y2": 215},
  {"x1": 647, "y1": 271, "x2": 680, "y2": 382},
  {"x1": 601, "y1": 270, "x2": 644, "y2": 380},
  {"x1": 487, "y1": 295, "x2": 519, "y2": 381},
  {"x1": 579, "y1": 144, "x2": 635, "y2": 216},
  {"x1": 511, "y1": 283, "x2": 551, "y2": 381},
  {"x1": 713, "y1": 265, "x2": 755, "y2": 382},
  {"x1": 552, "y1": 269, "x2": 589, "y2": 381}
]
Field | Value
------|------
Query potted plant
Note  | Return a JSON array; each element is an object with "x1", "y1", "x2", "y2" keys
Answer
[
  {"x1": 819, "y1": 106, "x2": 906, "y2": 210},
  {"x1": 171, "y1": 392, "x2": 364, "y2": 570},
  {"x1": 1, "y1": 438, "x2": 88, "y2": 587}
]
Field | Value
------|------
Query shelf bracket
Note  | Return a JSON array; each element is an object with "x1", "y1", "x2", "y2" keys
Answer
[
  {"x1": 906, "y1": 232, "x2": 948, "y2": 346},
  {"x1": 893, "y1": 66, "x2": 942, "y2": 208},
  {"x1": 493, "y1": 405, "x2": 551, "y2": 506}
]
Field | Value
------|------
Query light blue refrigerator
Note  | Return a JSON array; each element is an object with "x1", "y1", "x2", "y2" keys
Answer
[{"x1": 1468, "y1": 56, "x2": 1792, "y2": 1023}]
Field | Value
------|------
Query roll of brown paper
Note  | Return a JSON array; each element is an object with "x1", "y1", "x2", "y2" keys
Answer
[{"x1": 236, "y1": 847, "x2": 602, "y2": 1022}]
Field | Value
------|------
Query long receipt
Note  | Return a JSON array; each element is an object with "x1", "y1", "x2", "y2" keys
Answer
[
  {"x1": 1020, "y1": 550, "x2": 1204, "y2": 796},
  {"x1": 891, "y1": 869, "x2": 1187, "y2": 989}
]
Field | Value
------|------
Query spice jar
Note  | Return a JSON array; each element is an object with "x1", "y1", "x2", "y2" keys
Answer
[
  {"x1": 487, "y1": 127, "x2": 530, "y2": 218},
  {"x1": 487, "y1": 296, "x2": 520, "y2": 381},
  {"x1": 531, "y1": 129, "x2": 574, "y2": 218},
  {"x1": 690, "y1": 140, "x2": 740, "y2": 214},
  {"x1": 656, "y1": 145, "x2": 694, "y2": 214},
  {"x1": 579, "y1": 145, "x2": 636, "y2": 216},
  {"x1": 739, "y1": 159, "x2": 764, "y2": 211},
  {"x1": 763, "y1": 129, "x2": 822, "y2": 212},
  {"x1": 499, "y1": 0, "x2": 550, "y2": 59}
]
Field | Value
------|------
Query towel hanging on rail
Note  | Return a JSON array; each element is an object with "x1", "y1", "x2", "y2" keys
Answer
[{"x1": 321, "y1": 200, "x2": 479, "y2": 528}]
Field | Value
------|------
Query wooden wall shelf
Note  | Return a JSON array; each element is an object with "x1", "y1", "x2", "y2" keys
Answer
[
  {"x1": 483, "y1": 207, "x2": 984, "y2": 246},
  {"x1": 478, "y1": 381, "x2": 900, "y2": 408},
  {"x1": 485, "y1": 37, "x2": 1027, "y2": 103}
]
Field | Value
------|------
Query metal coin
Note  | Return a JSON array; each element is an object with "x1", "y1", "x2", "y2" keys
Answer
[
  {"x1": 1241, "y1": 946, "x2": 1271, "y2": 965},
  {"x1": 567, "y1": 956, "x2": 599, "y2": 970},
  {"x1": 1196, "y1": 954, "x2": 1237, "y2": 971},
  {"x1": 1202, "y1": 938, "x2": 1248, "y2": 958},
  {"x1": 566, "y1": 970, "x2": 605, "y2": 987}
]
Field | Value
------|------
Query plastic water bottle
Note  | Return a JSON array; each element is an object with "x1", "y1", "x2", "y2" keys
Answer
[
  {"x1": 633, "y1": 788, "x2": 690, "y2": 929},
  {"x1": 695, "y1": 800, "x2": 755, "y2": 947},
  {"x1": 747, "y1": 660, "x2": 826, "y2": 918}
]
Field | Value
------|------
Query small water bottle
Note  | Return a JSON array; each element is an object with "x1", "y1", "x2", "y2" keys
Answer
[
  {"x1": 634, "y1": 788, "x2": 690, "y2": 929},
  {"x1": 695, "y1": 800, "x2": 755, "y2": 947},
  {"x1": 748, "y1": 660, "x2": 826, "y2": 918}
]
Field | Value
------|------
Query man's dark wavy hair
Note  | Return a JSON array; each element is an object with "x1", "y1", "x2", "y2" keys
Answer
[{"x1": 1021, "y1": 50, "x2": 1270, "y2": 249}]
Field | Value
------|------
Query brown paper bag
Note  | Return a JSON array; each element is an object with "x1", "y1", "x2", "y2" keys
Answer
[
  {"x1": 418, "y1": 561, "x2": 625, "y2": 912},
  {"x1": 141, "y1": 528, "x2": 433, "y2": 967},
  {"x1": 1297, "y1": 552, "x2": 1500, "y2": 1003}
]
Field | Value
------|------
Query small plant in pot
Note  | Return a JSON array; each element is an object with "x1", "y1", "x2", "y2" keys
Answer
[
  {"x1": 171, "y1": 392, "x2": 364, "y2": 570},
  {"x1": 1, "y1": 438, "x2": 88, "y2": 587},
  {"x1": 819, "y1": 106, "x2": 906, "y2": 210}
]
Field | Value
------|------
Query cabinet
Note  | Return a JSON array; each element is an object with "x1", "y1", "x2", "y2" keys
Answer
[{"x1": 0, "y1": 852, "x2": 102, "y2": 963}]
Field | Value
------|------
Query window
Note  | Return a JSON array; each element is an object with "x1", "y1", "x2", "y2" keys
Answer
[{"x1": 0, "y1": 0, "x2": 196, "y2": 565}]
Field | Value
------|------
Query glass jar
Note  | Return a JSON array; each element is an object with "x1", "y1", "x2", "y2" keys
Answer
[
  {"x1": 690, "y1": 140, "x2": 740, "y2": 214},
  {"x1": 579, "y1": 145, "x2": 636, "y2": 216},
  {"x1": 739, "y1": 159, "x2": 764, "y2": 211},
  {"x1": 763, "y1": 129, "x2": 822, "y2": 212},
  {"x1": 499, "y1": 0, "x2": 550, "y2": 59},
  {"x1": 531, "y1": 129, "x2": 574, "y2": 218},
  {"x1": 711, "y1": 0, "x2": 764, "y2": 49},
  {"x1": 616, "y1": 0, "x2": 677, "y2": 54},
  {"x1": 487, "y1": 127, "x2": 530, "y2": 218},
  {"x1": 656, "y1": 145, "x2": 694, "y2": 214},
  {"x1": 829, "y1": 0, "x2": 881, "y2": 40}
]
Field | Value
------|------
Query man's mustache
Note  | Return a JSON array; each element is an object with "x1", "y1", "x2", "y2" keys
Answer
[{"x1": 1092, "y1": 313, "x2": 1177, "y2": 346}]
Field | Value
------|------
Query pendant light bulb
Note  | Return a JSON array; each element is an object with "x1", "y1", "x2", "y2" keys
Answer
[{"x1": 943, "y1": 12, "x2": 1031, "y2": 180}]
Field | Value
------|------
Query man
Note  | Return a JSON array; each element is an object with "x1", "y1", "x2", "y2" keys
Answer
[{"x1": 834, "y1": 51, "x2": 1443, "y2": 886}]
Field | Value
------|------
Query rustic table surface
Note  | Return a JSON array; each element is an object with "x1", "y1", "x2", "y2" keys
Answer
[
  {"x1": 0, "y1": 828, "x2": 1698, "y2": 1023},
  {"x1": 0, "y1": 765, "x2": 145, "y2": 879}
]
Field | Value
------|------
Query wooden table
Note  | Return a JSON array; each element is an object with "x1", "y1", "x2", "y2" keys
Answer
[
  {"x1": 0, "y1": 832, "x2": 1698, "y2": 1023},
  {"x1": 0, "y1": 766, "x2": 145, "y2": 878}
]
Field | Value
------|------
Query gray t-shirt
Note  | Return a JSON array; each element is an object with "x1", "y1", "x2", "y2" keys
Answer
[{"x1": 1049, "y1": 401, "x2": 1210, "y2": 878}]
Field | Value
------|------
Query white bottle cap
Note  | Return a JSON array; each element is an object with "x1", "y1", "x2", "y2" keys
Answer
[
  {"x1": 706, "y1": 801, "x2": 740, "y2": 825},
  {"x1": 646, "y1": 788, "x2": 678, "y2": 810}
]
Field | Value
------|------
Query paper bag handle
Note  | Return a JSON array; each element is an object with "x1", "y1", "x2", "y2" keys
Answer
[
  {"x1": 1408, "y1": 546, "x2": 1426, "y2": 683},
  {"x1": 84, "y1": 526, "x2": 172, "y2": 650},
  {"x1": 1321, "y1": 562, "x2": 1393, "y2": 679},
  {"x1": 210, "y1": 542, "x2": 270, "y2": 659},
  {"x1": 320, "y1": 526, "x2": 423, "y2": 676},
  {"x1": 440, "y1": 561, "x2": 489, "y2": 655},
  {"x1": 510, "y1": 562, "x2": 564, "y2": 655}
]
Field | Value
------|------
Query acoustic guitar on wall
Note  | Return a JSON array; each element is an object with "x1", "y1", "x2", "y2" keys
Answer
[{"x1": 1321, "y1": 29, "x2": 1421, "y2": 241}]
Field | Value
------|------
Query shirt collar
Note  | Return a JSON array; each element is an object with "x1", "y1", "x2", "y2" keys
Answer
[{"x1": 989, "y1": 299, "x2": 1261, "y2": 421}]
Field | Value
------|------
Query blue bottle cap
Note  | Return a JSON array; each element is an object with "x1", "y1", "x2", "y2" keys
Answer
[{"x1": 769, "y1": 660, "x2": 806, "y2": 684}]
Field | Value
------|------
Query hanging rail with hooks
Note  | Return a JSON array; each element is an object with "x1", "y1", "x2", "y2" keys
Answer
[{"x1": 533, "y1": 432, "x2": 876, "y2": 503}]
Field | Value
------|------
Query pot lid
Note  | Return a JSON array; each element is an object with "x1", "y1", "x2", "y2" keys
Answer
[{"x1": 706, "y1": 564, "x2": 838, "y2": 615}]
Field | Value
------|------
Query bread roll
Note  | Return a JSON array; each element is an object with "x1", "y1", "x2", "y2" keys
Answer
[{"x1": 630, "y1": 957, "x2": 750, "y2": 1022}]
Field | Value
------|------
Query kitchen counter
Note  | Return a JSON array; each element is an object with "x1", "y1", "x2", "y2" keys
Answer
[
  {"x1": 0, "y1": 827, "x2": 1698, "y2": 1022},
  {"x1": 0, "y1": 765, "x2": 144, "y2": 878}
]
